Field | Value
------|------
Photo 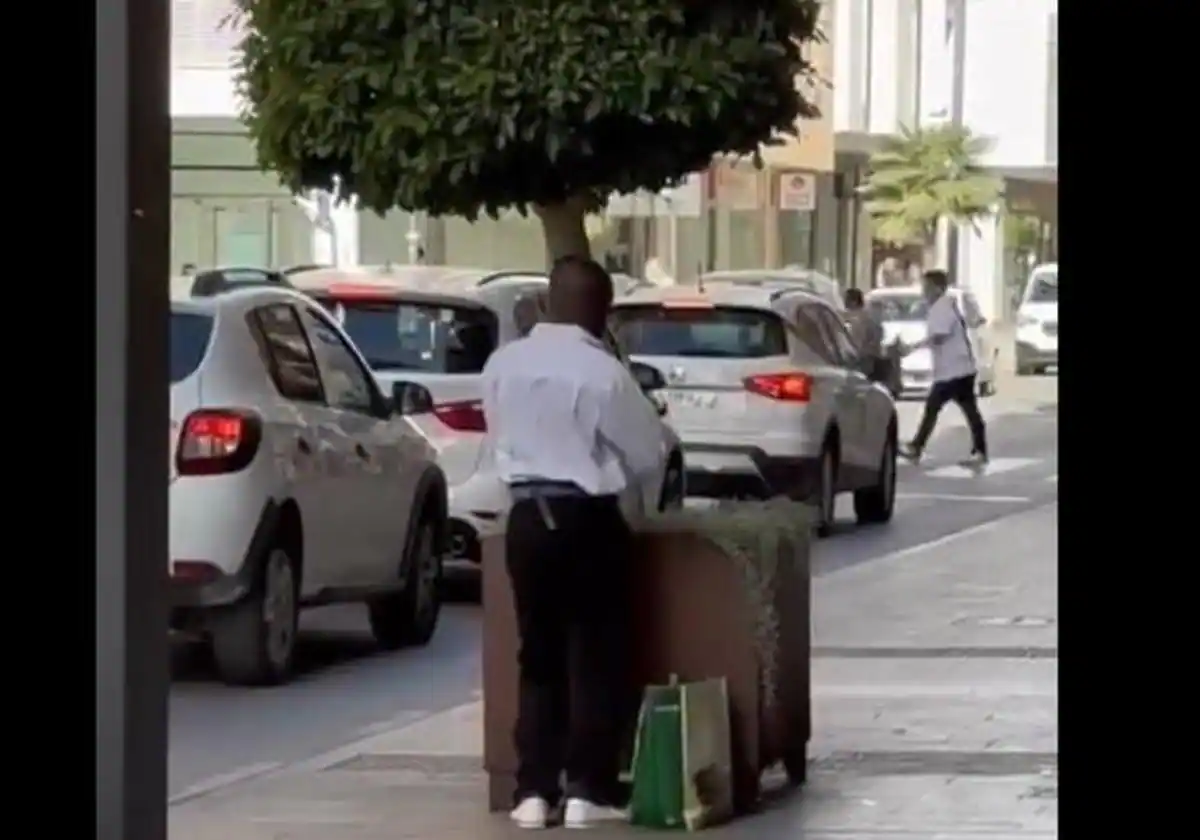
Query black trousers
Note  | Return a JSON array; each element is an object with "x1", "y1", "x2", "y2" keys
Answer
[
  {"x1": 505, "y1": 494, "x2": 634, "y2": 806},
  {"x1": 911, "y1": 374, "x2": 988, "y2": 457}
]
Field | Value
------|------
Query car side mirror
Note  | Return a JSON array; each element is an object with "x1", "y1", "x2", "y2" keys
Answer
[
  {"x1": 629, "y1": 360, "x2": 667, "y2": 392},
  {"x1": 392, "y1": 381, "x2": 434, "y2": 416}
]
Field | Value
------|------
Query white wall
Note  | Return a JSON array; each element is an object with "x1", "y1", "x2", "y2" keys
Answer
[
  {"x1": 961, "y1": 0, "x2": 1057, "y2": 169},
  {"x1": 834, "y1": 0, "x2": 1058, "y2": 172}
]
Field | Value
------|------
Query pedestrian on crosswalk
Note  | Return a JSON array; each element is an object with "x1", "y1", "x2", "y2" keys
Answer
[{"x1": 895, "y1": 270, "x2": 989, "y2": 468}]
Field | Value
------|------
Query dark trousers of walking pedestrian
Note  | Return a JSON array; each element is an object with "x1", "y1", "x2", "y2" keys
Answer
[
  {"x1": 505, "y1": 493, "x2": 634, "y2": 808},
  {"x1": 911, "y1": 374, "x2": 988, "y2": 456}
]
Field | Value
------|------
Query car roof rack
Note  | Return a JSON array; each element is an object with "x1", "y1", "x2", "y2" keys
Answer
[
  {"x1": 189, "y1": 267, "x2": 295, "y2": 298},
  {"x1": 475, "y1": 269, "x2": 547, "y2": 286}
]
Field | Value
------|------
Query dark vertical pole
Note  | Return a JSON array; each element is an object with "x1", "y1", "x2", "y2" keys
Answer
[{"x1": 95, "y1": 0, "x2": 171, "y2": 835}]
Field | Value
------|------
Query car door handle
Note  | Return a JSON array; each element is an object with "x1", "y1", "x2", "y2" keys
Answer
[
  {"x1": 296, "y1": 437, "x2": 312, "y2": 455},
  {"x1": 354, "y1": 443, "x2": 370, "y2": 460}
]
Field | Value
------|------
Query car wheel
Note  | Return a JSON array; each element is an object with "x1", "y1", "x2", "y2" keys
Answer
[
  {"x1": 369, "y1": 519, "x2": 442, "y2": 650},
  {"x1": 657, "y1": 456, "x2": 685, "y2": 511},
  {"x1": 815, "y1": 443, "x2": 837, "y2": 538},
  {"x1": 853, "y1": 429, "x2": 897, "y2": 525},
  {"x1": 210, "y1": 545, "x2": 299, "y2": 686}
]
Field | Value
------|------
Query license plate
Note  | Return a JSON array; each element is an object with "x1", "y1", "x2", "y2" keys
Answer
[{"x1": 669, "y1": 391, "x2": 716, "y2": 409}]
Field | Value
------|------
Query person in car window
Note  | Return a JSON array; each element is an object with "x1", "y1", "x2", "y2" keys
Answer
[
  {"x1": 482, "y1": 257, "x2": 661, "y2": 830},
  {"x1": 896, "y1": 270, "x2": 989, "y2": 468}
]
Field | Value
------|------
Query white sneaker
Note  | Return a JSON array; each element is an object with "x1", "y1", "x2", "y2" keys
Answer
[
  {"x1": 563, "y1": 798, "x2": 628, "y2": 829},
  {"x1": 958, "y1": 452, "x2": 989, "y2": 470},
  {"x1": 510, "y1": 796, "x2": 550, "y2": 829}
]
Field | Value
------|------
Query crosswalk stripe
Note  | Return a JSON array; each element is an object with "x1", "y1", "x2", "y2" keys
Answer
[{"x1": 922, "y1": 457, "x2": 1042, "y2": 479}]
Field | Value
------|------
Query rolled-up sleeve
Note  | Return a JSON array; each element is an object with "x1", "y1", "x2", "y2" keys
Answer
[{"x1": 596, "y1": 367, "x2": 664, "y2": 481}]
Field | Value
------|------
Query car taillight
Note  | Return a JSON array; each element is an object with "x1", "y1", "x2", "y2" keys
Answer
[
  {"x1": 175, "y1": 409, "x2": 262, "y2": 476},
  {"x1": 743, "y1": 373, "x2": 812, "y2": 402},
  {"x1": 433, "y1": 400, "x2": 487, "y2": 432}
]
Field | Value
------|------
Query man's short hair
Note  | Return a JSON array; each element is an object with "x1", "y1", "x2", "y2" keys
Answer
[
  {"x1": 844, "y1": 288, "x2": 865, "y2": 308},
  {"x1": 922, "y1": 269, "x2": 950, "y2": 291},
  {"x1": 550, "y1": 255, "x2": 611, "y2": 287}
]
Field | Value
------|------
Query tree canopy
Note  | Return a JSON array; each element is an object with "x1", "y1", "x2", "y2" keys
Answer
[
  {"x1": 234, "y1": 0, "x2": 823, "y2": 259},
  {"x1": 860, "y1": 124, "x2": 1001, "y2": 265}
]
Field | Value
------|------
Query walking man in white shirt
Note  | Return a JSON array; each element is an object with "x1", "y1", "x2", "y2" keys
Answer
[
  {"x1": 482, "y1": 256, "x2": 665, "y2": 830},
  {"x1": 897, "y1": 270, "x2": 989, "y2": 467}
]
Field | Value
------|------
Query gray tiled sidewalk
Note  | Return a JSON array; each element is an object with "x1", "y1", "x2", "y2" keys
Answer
[{"x1": 170, "y1": 504, "x2": 1058, "y2": 839}]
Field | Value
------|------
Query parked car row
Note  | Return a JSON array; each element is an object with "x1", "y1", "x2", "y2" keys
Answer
[
  {"x1": 168, "y1": 263, "x2": 917, "y2": 685},
  {"x1": 168, "y1": 265, "x2": 685, "y2": 686}
]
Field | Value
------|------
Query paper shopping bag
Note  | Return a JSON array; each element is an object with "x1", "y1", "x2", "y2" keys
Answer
[{"x1": 628, "y1": 677, "x2": 734, "y2": 831}]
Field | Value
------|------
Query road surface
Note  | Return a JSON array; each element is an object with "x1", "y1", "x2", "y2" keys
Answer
[{"x1": 169, "y1": 375, "x2": 1058, "y2": 801}]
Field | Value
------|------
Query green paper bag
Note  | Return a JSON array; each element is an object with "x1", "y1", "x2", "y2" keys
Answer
[{"x1": 628, "y1": 677, "x2": 734, "y2": 831}]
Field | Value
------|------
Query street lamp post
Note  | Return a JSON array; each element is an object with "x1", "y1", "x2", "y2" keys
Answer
[{"x1": 95, "y1": 0, "x2": 171, "y2": 837}]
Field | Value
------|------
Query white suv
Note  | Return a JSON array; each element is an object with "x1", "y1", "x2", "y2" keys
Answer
[
  {"x1": 1015, "y1": 263, "x2": 1058, "y2": 375},
  {"x1": 289, "y1": 267, "x2": 685, "y2": 579},
  {"x1": 170, "y1": 272, "x2": 448, "y2": 686}
]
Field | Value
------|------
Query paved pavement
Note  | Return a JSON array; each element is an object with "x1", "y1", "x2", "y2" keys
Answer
[
  {"x1": 169, "y1": 374, "x2": 1058, "y2": 806},
  {"x1": 170, "y1": 495, "x2": 1057, "y2": 839}
]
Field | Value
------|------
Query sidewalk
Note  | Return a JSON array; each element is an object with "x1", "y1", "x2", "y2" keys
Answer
[{"x1": 170, "y1": 504, "x2": 1058, "y2": 839}]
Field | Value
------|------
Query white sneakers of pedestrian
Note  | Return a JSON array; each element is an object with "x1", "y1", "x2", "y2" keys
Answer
[
  {"x1": 510, "y1": 795, "x2": 629, "y2": 830},
  {"x1": 510, "y1": 796, "x2": 550, "y2": 829},
  {"x1": 563, "y1": 798, "x2": 629, "y2": 829}
]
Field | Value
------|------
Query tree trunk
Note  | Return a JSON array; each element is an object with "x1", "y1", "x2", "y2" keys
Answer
[{"x1": 535, "y1": 198, "x2": 591, "y2": 269}]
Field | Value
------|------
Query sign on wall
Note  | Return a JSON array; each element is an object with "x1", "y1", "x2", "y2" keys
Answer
[{"x1": 778, "y1": 172, "x2": 817, "y2": 212}]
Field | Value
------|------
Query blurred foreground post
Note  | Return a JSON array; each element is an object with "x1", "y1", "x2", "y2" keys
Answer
[{"x1": 95, "y1": 0, "x2": 171, "y2": 836}]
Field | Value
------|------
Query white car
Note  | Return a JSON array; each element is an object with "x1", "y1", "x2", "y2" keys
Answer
[
  {"x1": 1015, "y1": 263, "x2": 1058, "y2": 375},
  {"x1": 700, "y1": 268, "x2": 846, "y2": 312},
  {"x1": 289, "y1": 267, "x2": 685, "y2": 579},
  {"x1": 865, "y1": 286, "x2": 998, "y2": 397},
  {"x1": 611, "y1": 283, "x2": 898, "y2": 536},
  {"x1": 170, "y1": 270, "x2": 448, "y2": 686}
]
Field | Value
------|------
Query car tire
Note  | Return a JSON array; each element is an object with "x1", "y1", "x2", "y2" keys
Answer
[
  {"x1": 209, "y1": 545, "x2": 300, "y2": 687},
  {"x1": 854, "y1": 429, "x2": 897, "y2": 525},
  {"x1": 814, "y1": 442, "x2": 837, "y2": 539},
  {"x1": 657, "y1": 456, "x2": 685, "y2": 511},
  {"x1": 369, "y1": 519, "x2": 442, "y2": 650}
]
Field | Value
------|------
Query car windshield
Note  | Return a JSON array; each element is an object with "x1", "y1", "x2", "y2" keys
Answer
[
  {"x1": 1027, "y1": 271, "x2": 1058, "y2": 303},
  {"x1": 170, "y1": 311, "x2": 214, "y2": 383},
  {"x1": 609, "y1": 305, "x2": 788, "y2": 358},
  {"x1": 868, "y1": 295, "x2": 928, "y2": 323},
  {"x1": 313, "y1": 297, "x2": 498, "y2": 374}
]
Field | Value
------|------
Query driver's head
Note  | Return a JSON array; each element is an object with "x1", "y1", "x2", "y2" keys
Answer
[
  {"x1": 547, "y1": 256, "x2": 614, "y2": 339},
  {"x1": 843, "y1": 288, "x2": 865, "y2": 311}
]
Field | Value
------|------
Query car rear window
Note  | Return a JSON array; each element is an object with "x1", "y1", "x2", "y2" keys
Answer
[
  {"x1": 610, "y1": 305, "x2": 788, "y2": 358},
  {"x1": 314, "y1": 296, "x2": 498, "y2": 374},
  {"x1": 170, "y1": 311, "x2": 214, "y2": 383},
  {"x1": 1026, "y1": 272, "x2": 1058, "y2": 303},
  {"x1": 868, "y1": 295, "x2": 927, "y2": 322}
]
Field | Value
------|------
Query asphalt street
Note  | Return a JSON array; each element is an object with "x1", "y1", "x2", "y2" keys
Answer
[{"x1": 168, "y1": 373, "x2": 1058, "y2": 802}]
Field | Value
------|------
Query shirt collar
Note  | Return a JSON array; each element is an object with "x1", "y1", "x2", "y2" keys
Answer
[{"x1": 529, "y1": 322, "x2": 606, "y2": 350}]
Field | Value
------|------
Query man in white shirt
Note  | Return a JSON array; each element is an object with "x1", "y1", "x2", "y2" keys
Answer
[
  {"x1": 482, "y1": 256, "x2": 664, "y2": 830},
  {"x1": 896, "y1": 270, "x2": 989, "y2": 467}
]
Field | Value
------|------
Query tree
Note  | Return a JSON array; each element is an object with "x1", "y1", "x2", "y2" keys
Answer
[
  {"x1": 859, "y1": 124, "x2": 1001, "y2": 268},
  {"x1": 232, "y1": 0, "x2": 823, "y2": 264}
]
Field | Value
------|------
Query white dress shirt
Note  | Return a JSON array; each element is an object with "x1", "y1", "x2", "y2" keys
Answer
[
  {"x1": 927, "y1": 293, "x2": 977, "y2": 383},
  {"x1": 480, "y1": 323, "x2": 664, "y2": 495}
]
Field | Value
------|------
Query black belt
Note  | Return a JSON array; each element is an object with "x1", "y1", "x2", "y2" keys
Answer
[{"x1": 508, "y1": 480, "x2": 590, "y2": 501}]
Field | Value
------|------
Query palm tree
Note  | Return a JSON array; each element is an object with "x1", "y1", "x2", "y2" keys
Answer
[{"x1": 860, "y1": 124, "x2": 1002, "y2": 268}]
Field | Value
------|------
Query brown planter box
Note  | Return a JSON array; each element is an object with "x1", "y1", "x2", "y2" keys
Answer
[{"x1": 482, "y1": 526, "x2": 811, "y2": 814}]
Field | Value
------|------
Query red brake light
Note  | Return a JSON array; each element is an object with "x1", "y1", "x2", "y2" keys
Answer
[
  {"x1": 433, "y1": 400, "x2": 487, "y2": 432},
  {"x1": 175, "y1": 409, "x2": 262, "y2": 476},
  {"x1": 743, "y1": 373, "x2": 812, "y2": 402}
]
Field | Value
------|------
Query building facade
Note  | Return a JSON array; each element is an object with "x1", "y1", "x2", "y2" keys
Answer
[
  {"x1": 831, "y1": 0, "x2": 1059, "y2": 319},
  {"x1": 169, "y1": 1, "x2": 843, "y2": 280}
]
